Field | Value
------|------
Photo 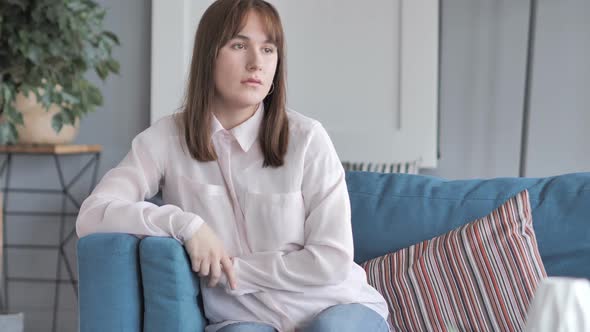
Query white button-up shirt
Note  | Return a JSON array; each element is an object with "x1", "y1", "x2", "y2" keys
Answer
[{"x1": 76, "y1": 104, "x2": 389, "y2": 332}]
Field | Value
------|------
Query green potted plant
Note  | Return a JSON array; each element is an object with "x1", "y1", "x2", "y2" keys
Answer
[{"x1": 0, "y1": 0, "x2": 120, "y2": 145}]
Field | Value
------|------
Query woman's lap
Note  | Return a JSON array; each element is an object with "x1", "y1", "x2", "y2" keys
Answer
[
  {"x1": 217, "y1": 322, "x2": 276, "y2": 332},
  {"x1": 215, "y1": 303, "x2": 388, "y2": 332},
  {"x1": 300, "y1": 303, "x2": 389, "y2": 332}
]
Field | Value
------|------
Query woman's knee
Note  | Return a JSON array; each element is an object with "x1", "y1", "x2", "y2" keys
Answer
[
  {"x1": 301, "y1": 303, "x2": 388, "y2": 332},
  {"x1": 217, "y1": 321, "x2": 277, "y2": 332}
]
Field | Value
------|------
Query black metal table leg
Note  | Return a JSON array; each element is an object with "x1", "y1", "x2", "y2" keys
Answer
[
  {"x1": 0, "y1": 150, "x2": 101, "y2": 332},
  {"x1": 1, "y1": 154, "x2": 13, "y2": 311}
]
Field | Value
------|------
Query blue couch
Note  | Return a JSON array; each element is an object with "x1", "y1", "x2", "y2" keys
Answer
[{"x1": 77, "y1": 171, "x2": 590, "y2": 331}]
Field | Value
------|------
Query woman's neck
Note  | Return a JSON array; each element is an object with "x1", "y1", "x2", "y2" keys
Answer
[{"x1": 212, "y1": 101, "x2": 260, "y2": 130}]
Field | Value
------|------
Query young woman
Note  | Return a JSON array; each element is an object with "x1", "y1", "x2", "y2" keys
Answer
[{"x1": 76, "y1": 1, "x2": 389, "y2": 331}]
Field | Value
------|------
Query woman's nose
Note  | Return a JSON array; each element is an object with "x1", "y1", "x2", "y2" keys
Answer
[
  {"x1": 247, "y1": 50, "x2": 262, "y2": 71},
  {"x1": 247, "y1": 62, "x2": 262, "y2": 71}
]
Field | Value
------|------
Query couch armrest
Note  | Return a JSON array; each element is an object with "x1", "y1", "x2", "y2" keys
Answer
[
  {"x1": 77, "y1": 233, "x2": 143, "y2": 332},
  {"x1": 139, "y1": 237, "x2": 206, "y2": 332}
]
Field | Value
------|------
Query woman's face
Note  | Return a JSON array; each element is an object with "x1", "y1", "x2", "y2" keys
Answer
[{"x1": 213, "y1": 11, "x2": 278, "y2": 110}]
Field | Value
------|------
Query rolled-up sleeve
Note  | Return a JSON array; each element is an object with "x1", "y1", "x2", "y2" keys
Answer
[{"x1": 76, "y1": 125, "x2": 203, "y2": 243}]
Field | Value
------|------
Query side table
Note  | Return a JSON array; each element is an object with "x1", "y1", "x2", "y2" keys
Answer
[{"x1": 0, "y1": 144, "x2": 101, "y2": 332}]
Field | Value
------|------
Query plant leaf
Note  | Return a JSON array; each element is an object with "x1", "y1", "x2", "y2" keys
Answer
[
  {"x1": 26, "y1": 46, "x2": 42, "y2": 64},
  {"x1": 95, "y1": 63, "x2": 108, "y2": 80},
  {"x1": 102, "y1": 30, "x2": 120, "y2": 45},
  {"x1": 6, "y1": 0, "x2": 28, "y2": 11},
  {"x1": 0, "y1": 122, "x2": 18, "y2": 145},
  {"x1": 51, "y1": 112, "x2": 63, "y2": 133},
  {"x1": 87, "y1": 84, "x2": 103, "y2": 106},
  {"x1": 61, "y1": 91, "x2": 79, "y2": 105},
  {"x1": 4, "y1": 104, "x2": 25, "y2": 125},
  {"x1": 106, "y1": 58, "x2": 119, "y2": 74}
]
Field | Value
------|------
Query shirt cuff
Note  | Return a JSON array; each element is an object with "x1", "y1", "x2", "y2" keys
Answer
[{"x1": 178, "y1": 214, "x2": 204, "y2": 243}]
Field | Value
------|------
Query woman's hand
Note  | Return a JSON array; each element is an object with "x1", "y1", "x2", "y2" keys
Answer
[{"x1": 184, "y1": 223, "x2": 237, "y2": 289}]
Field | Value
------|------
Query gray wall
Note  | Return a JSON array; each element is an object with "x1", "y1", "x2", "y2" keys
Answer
[
  {"x1": 422, "y1": 0, "x2": 590, "y2": 179},
  {"x1": 524, "y1": 0, "x2": 590, "y2": 177},
  {"x1": 3, "y1": 0, "x2": 589, "y2": 331}
]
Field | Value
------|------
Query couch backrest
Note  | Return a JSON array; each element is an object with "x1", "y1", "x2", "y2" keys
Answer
[{"x1": 345, "y1": 171, "x2": 590, "y2": 279}]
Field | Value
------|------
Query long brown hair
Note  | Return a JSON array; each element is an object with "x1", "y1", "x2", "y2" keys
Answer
[{"x1": 176, "y1": 0, "x2": 288, "y2": 168}]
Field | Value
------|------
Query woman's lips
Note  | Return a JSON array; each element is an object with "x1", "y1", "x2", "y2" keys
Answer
[{"x1": 242, "y1": 78, "x2": 262, "y2": 85}]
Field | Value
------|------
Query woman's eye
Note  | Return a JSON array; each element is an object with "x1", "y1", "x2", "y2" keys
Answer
[
  {"x1": 232, "y1": 43, "x2": 245, "y2": 50},
  {"x1": 264, "y1": 47, "x2": 275, "y2": 54}
]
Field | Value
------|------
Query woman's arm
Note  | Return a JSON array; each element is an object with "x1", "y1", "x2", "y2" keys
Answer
[
  {"x1": 224, "y1": 123, "x2": 354, "y2": 295},
  {"x1": 76, "y1": 124, "x2": 203, "y2": 243}
]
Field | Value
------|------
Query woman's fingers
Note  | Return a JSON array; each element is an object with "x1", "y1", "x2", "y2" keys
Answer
[
  {"x1": 191, "y1": 257, "x2": 202, "y2": 273},
  {"x1": 199, "y1": 258, "x2": 210, "y2": 277},
  {"x1": 221, "y1": 256, "x2": 237, "y2": 290},
  {"x1": 208, "y1": 259, "x2": 222, "y2": 287},
  {"x1": 191, "y1": 255, "x2": 237, "y2": 290}
]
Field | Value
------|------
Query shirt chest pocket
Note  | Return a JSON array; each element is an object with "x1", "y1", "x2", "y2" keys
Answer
[{"x1": 243, "y1": 191, "x2": 306, "y2": 252}]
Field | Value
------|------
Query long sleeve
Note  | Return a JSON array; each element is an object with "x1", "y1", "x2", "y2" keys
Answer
[
  {"x1": 76, "y1": 123, "x2": 203, "y2": 243},
  {"x1": 226, "y1": 124, "x2": 354, "y2": 295}
]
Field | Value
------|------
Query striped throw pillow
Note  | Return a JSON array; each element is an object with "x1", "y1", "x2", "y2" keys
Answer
[
  {"x1": 361, "y1": 189, "x2": 547, "y2": 331},
  {"x1": 342, "y1": 160, "x2": 420, "y2": 174}
]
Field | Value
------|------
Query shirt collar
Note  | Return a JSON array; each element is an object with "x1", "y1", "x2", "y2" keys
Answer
[{"x1": 211, "y1": 103, "x2": 264, "y2": 152}]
